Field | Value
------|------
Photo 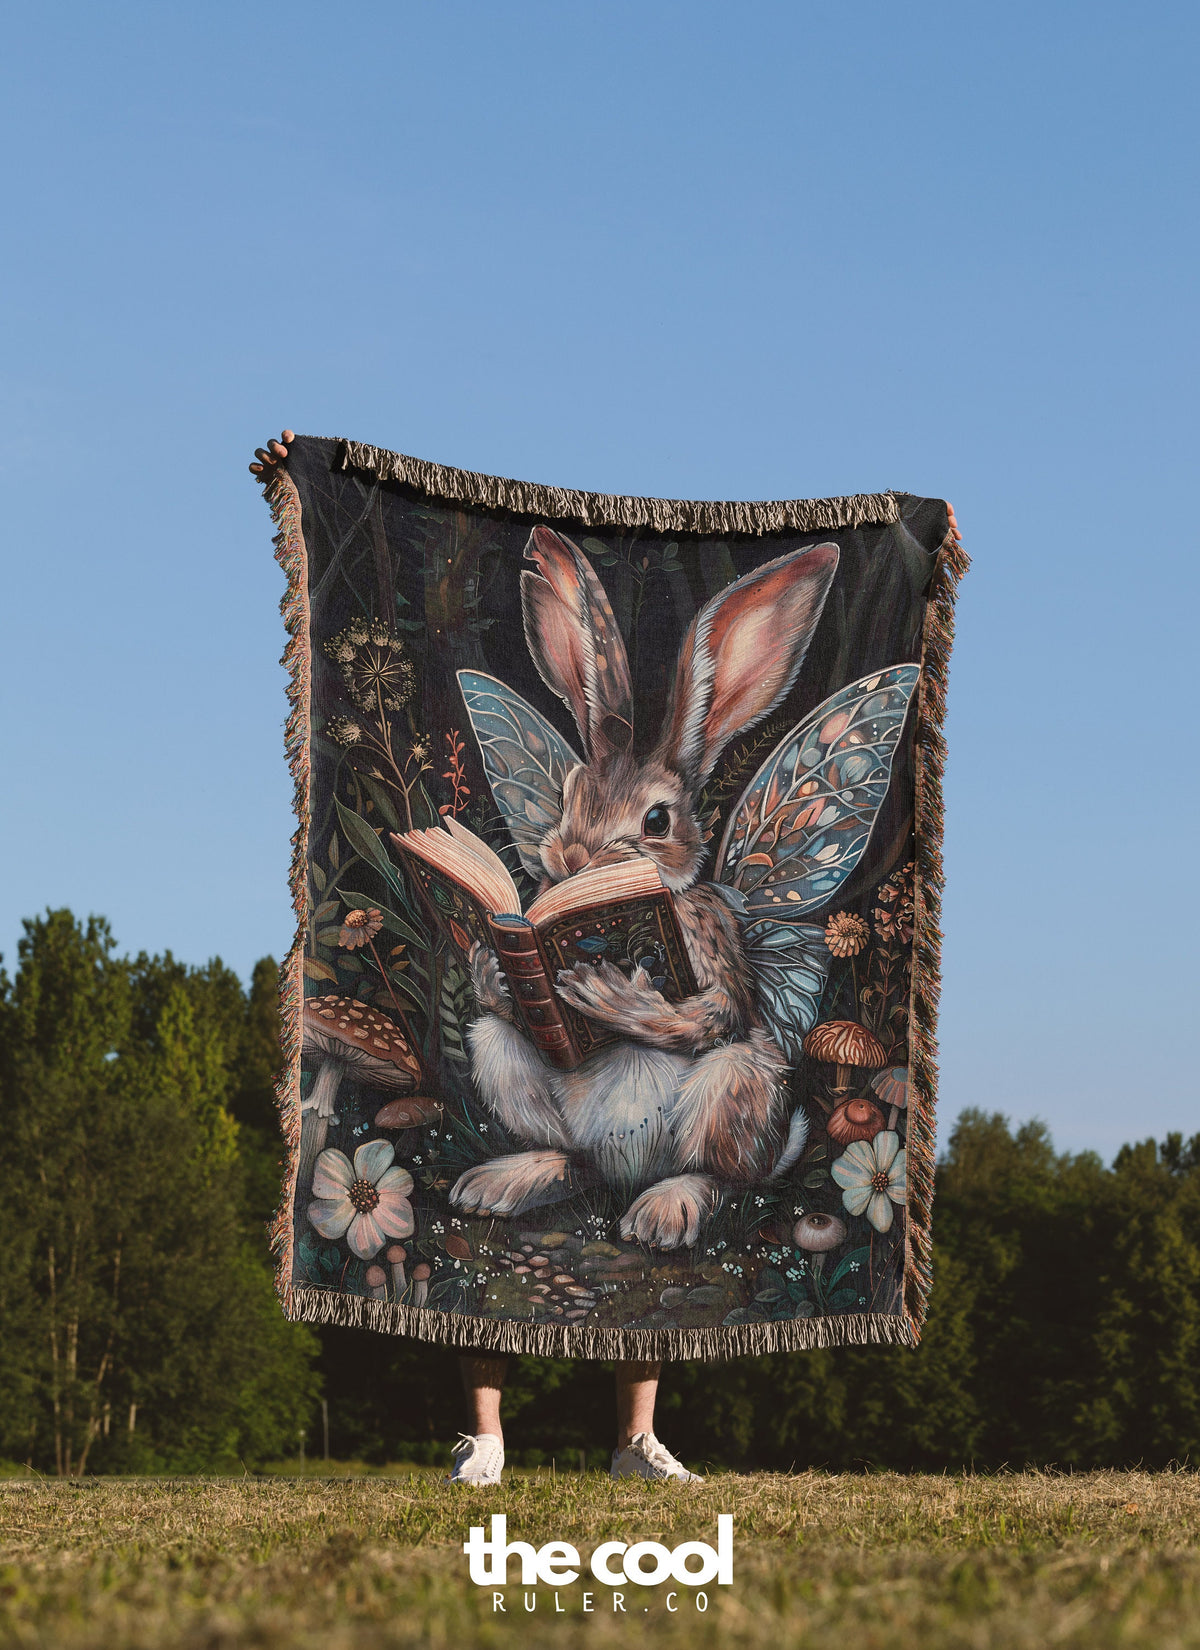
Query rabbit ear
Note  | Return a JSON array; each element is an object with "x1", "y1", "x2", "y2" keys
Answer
[
  {"x1": 658, "y1": 541, "x2": 839, "y2": 789},
  {"x1": 521, "y1": 525, "x2": 634, "y2": 765}
]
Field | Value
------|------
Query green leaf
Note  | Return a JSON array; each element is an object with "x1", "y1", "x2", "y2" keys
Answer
[
  {"x1": 359, "y1": 774, "x2": 401, "y2": 831},
  {"x1": 384, "y1": 969, "x2": 427, "y2": 1010},
  {"x1": 803, "y1": 1168, "x2": 829, "y2": 1188},
  {"x1": 316, "y1": 926, "x2": 344, "y2": 945},
  {"x1": 328, "y1": 832, "x2": 340, "y2": 869},
  {"x1": 303, "y1": 958, "x2": 337, "y2": 983},
  {"x1": 336, "y1": 953, "x2": 363, "y2": 973},
  {"x1": 314, "y1": 898, "x2": 339, "y2": 921},
  {"x1": 828, "y1": 1288, "x2": 859, "y2": 1312},
  {"x1": 311, "y1": 864, "x2": 327, "y2": 892},
  {"x1": 335, "y1": 799, "x2": 405, "y2": 895},
  {"x1": 828, "y1": 1245, "x2": 871, "y2": 1289}
]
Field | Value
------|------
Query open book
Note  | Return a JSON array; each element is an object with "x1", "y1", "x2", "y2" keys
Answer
[{"x1": 391, "y1": 817, "x2": 697, "y2": 1070}]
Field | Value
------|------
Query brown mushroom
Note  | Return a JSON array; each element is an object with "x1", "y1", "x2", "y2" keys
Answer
[
  {"x1": 793, "y1": 1211, "x2": 847, "y2": 1252},
  {"x1": 870, "y1": 1065, "x2": 909, "y2": 1129},
  {"x1": 827, "y1": 1097, "x2": 887, "y2": 1145},
  {"x1": 802, "y1": 1019, "x2": 888, "y2": 1093},
  {"x1": 386, "y1": 1244, "x2": 408, "y2": 1297},
  {"x1": 793, "y1": 1211, "x2": 847, "y2": 1278},
  {"x1": 411, "y1": 1263, "x2": 431, "y2": 1309},
  {"x1": 374, "y1": 1095, "x2": 442, "y2": 1130},
  {"x1": 365, "y1": 1263, "x2": 388, "y2": 1300},
  {"x1": 299, "y1": 995, "x2": 421, "y2": 1187}
]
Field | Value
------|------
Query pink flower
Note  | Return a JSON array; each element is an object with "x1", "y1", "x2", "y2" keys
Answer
[{"x1": 308, "y1": 1140, "x2": 415, "y2": 1259}]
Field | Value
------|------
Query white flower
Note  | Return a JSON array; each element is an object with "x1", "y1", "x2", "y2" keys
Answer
[
  {"x1": 307, "y1": 1140, "x2": 415, "y2": 1260},
  {"x1": 831, "y1": 1130, "x2": 906, "y2": 1233}
]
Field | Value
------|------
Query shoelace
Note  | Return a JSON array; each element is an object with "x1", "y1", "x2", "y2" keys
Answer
[
  {"x1": 636, "y1": 1434, "x2": 678, "y2": 1471},
  {"x1": 453, "y1": 1432, "x2": 502, "y2": 1469}
]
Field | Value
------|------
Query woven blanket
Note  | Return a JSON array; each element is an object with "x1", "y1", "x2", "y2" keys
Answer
[{"x1": 265, "y1": 438, "x2": 966, "y2": 1358}]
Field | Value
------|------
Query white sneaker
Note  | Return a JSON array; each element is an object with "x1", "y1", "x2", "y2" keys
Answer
[
  {"x1": 446, "y1": 1432, "x2": 505, "y2": 1485},
  {"x1": 610, "y1": 1432, "x2": 702, "y2": 1482}
]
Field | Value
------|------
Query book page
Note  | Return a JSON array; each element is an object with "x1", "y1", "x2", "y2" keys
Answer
[
  {"x1": 392, "y1": 824, "x2": 519, "y2": 916},
  {"x1": 525, "y1": 856, "x2": 665, "y2": 927}
]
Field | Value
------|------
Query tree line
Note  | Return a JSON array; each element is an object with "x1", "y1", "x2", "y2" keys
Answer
[{"x1": 2, "y1": 910, "x2": 1197, "y2": 1474}]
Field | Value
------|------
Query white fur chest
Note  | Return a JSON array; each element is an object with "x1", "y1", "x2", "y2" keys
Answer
[{"x1": 553, "y1": 1044, "x2": 691, "y2": 1192}]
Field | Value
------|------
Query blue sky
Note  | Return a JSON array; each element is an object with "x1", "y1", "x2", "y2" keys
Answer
[{"x1": 2, "y1": 2, "x2": 1196, "y2": 1155}]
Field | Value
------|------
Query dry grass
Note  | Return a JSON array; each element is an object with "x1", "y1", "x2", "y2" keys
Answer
[{"x1": 3, "y1": 1469, "x2": 1200, "y2": 1648}]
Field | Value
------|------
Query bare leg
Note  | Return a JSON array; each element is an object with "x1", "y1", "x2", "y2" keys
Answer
[
  {"x1": 615, "y1": 1360, "x2": 661, "y2": 1448},
  {"x1": 460, "y1": 1355, "x2": 508, "y2": 1443}
]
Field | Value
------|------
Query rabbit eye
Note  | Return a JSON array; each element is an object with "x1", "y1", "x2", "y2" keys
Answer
[{"x1": 642, "y1": 805, "x2": 671, "y2": 838}]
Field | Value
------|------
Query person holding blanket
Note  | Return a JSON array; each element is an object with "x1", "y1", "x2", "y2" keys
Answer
[{"x1": 251, "y1": 432, "x2": 963, "y2": 1485}]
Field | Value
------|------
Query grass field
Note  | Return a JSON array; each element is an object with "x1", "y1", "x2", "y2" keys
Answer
[{"x1": 3, "y1": 1469, "x2": 1200, "y2": 1649}]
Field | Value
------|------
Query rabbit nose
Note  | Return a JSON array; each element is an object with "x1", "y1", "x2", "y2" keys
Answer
[{"x1": 562, "y1": 843, "x2": 591, "y2": 875}]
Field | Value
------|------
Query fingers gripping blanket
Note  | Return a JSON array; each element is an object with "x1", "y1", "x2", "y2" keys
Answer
[{"x1": 264, "y1": 439, "x2": 966, "y2": 1358}]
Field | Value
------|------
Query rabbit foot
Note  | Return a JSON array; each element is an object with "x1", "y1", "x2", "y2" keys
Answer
[
  {"x1": 618, "y1": 1174, "x2": 721, "y2": 1249},
  {"x1": 450, "y1": 1150, "x2": 573, "y2": 1216},
  {"x1": 469, "y1": 941, "x2": 513, "y2": 1019},
  {"x1": 555, "y1": 959, "x2": 663, "y2": 1030}
]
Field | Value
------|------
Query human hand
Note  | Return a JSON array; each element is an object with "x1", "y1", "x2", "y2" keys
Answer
[{"x1": 249, "y1": 429, "x2": 295, "y2": 479}]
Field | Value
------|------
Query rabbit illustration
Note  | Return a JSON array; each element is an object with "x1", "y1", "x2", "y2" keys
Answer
[{"x1": 448, "y1": 525, "x2": 919, "y2": 1248}]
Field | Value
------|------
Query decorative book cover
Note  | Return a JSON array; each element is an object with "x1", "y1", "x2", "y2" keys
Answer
[{"x1": 264, "y1": 437, "x2": 966, "y2": 1358}]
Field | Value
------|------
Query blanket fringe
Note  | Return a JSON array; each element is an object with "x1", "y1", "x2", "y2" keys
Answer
[
  {"x1": 264, "y1": 467, "x2": 310, "y2": 1308},
  {"x1": 282, "y1": 1284, "x2": 917, "y2": 1360},
  {"x1": 334, "y1": 439, "x2": 901, "y2": 536},
  {"x1": 903, "y1": 525, "x2": 970, "y2": 1333}
]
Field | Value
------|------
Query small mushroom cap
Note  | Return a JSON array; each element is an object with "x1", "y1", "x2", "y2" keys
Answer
[
  {"x1": 375, "y1": 1096, "x2": 442, "y2": 1129},
  {"x1": 302, "y1": 995, "x2": 420, "y2": 1089},
  {"x1": 364, "y1": 1264, "x2": 388, "y2": 1287},
  {"x1": 871, "y1": 1066, "x2": 909, "y2": 1110},
  {"x1": 827, "y1": 1098, "x2": 887, "y2": 1145},
  {"x1": 385, "y1": 1244, "x2": 408, "y2": 1263},
  {"x1": 411, "y1": 1263, "x2": 431, "y2": 1280},
  {"x1": 793, "y1": 1212, "x2": 847, "y2": 1252},
  {"x1": 802, "y1": 1019, "x2": 889, "y2": 1069}
]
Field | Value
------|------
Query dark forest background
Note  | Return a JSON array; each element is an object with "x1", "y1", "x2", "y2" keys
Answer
[{"x1": 3, "y1": 909, "x2": 1198, "y2": 1477}]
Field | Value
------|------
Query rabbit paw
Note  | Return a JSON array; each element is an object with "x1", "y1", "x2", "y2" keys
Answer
[
  {"x1": 469, "y1": 941, "x2": 513, "y2": 1018},
  {"x1": 619, "y1": 1174, "x2": 720, "y2": 1248},
  {"x1": 555, "y1": 959, "x2": 662, "y2": 1030},
  {"x1": 450, "y1": 1150, "x2": 573, "y2": 1216}
]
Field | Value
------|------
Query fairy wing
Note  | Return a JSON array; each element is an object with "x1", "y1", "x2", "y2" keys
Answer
[
  {"x1": 715, "y1": 664, "x2": 920, "y2": 1059},
  {"x1": 715, "y1": 664, "x2": 921, "y2": 917},
  {"x1": 741, "y1": 915, "x2": 831, "y2": 1063},
  {"x1": 457, "y1": 670, "x2": 582, "y2": 878}
]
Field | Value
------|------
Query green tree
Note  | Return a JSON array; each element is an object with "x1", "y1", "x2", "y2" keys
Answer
[{"x1": 0, "y1": 911, "x2": 319, "y2": 1474}]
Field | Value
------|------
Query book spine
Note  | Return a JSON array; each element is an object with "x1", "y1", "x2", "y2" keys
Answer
[{"x1": 488, "y1": 916, "x2": 579, "y2": 1071}]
